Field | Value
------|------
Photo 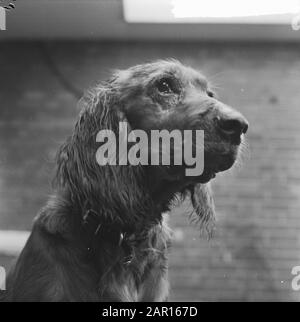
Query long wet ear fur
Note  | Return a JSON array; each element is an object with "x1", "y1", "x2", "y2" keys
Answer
[
  {"x1": 188, "y1": 183, "x2": 216, "y2": 237},
  {"x1": 54, "y1": 83, "x2": 154, "y2": 229}
]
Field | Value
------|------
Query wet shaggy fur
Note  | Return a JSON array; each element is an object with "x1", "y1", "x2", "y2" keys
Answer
[{"x1": 6, "y1": 60, "x2": 248, "y2": 302}]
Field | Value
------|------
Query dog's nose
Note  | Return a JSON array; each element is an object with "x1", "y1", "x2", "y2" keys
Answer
[{"x1": 217, "y1": 114, "x2": 249, "y2": 138}]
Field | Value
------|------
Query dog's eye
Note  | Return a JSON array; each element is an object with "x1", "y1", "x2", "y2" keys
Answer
[
  {"x1": 207, "y1": 90, "x2": 215, "y2": 98},
  {"x1": 156, "y1": 78, "x2": 178, "y2": 94}
]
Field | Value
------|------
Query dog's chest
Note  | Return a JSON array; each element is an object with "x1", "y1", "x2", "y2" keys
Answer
[
  {"x1": 99, "y1": 220, "x2": 171, "y2": 302},
  {"x1": 104, "y1": 249, "x2": 169, "y2": 302}
]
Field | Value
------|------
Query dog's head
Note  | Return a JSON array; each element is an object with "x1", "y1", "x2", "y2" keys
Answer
[
  {"x1": 56, "y1": 60, "x2": 248, "y2": 233},
  {"x1": 113, "y1": 60, "x2": 248, "y2": 182}
]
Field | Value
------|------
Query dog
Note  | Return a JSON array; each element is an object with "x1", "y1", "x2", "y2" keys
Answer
[{"x1": 6, "y1": 60, "x2": 248, "y2": 301}]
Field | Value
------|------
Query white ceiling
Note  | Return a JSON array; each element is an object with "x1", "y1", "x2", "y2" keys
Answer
[{"x1": 0, "y1": 0, "x2": 300, "y2": 41}]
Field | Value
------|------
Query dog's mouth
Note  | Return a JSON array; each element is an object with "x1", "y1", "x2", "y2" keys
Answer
[
  {"x1": 195, "y1": 148, "x2": 239, "y2": 184},
  {"x1": 196, "y1": 170, "x2": 217, "y2": 184}
]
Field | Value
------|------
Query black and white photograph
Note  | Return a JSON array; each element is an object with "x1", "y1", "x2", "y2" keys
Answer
[{"x1": 0, "y1": 0, "x2": 300, "y2": 306}]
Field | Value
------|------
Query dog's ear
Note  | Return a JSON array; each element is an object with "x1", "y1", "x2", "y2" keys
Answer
[
  {"x1": 54, "y1": 83, "x2": 149, "y2": 227},
  {"x1": 189, "y1": 183, "x2": 216, "y2": 237},
  {"x1": 55, "y1": 84, "x2": 114, "y2": 195}
]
